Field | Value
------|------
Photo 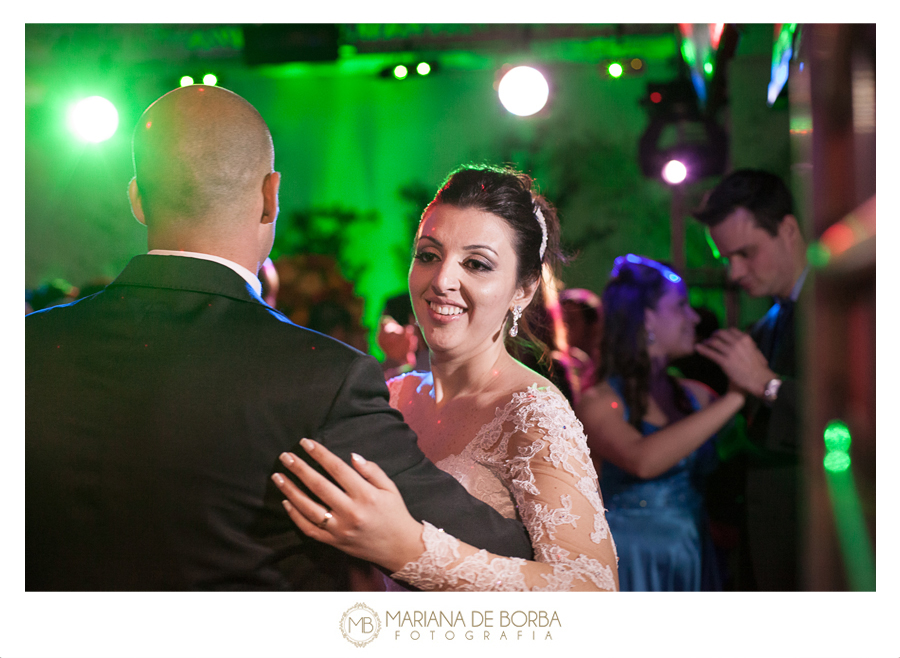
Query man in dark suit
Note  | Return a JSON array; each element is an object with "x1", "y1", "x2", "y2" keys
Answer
[
  {"x1": 693, "y1": 169, "x2": 808, "y2": 591},
  {"x1": 26, "y1": 85, "x2": 532, "y2": 590}
]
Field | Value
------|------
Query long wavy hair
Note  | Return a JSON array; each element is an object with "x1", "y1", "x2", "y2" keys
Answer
[{"x1": 598, "y1": 256, "x2": 693, "y2": 429}]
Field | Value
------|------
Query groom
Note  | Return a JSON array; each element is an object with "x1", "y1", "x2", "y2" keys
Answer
[{"x1": 26, "y1": 85, "x2": 532, "y2": 590}]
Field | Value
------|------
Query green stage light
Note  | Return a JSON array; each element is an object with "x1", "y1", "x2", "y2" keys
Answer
[
  {"x1": 704, "y1": 227, "x2": 723, "y2": 262},
  {"x1": 203, "y1": 73, "x2": 218, "y2": 86},
  {"x1": 180, "y1": 76, "x2": 194, "y2": 87},
  {"x1": 703, "y1": 62, "x2": 714, "y2": 75},
  {"x1": 824, "y1": 451, "x2": 851, "y2": 473},
  {"x1": 393, "y1": 65, "x2": 408, "y2": 80},
  {"x1": 68, "y1": 96, "x2": 119, "y2": 143},
  {"x1": 824, "y1": 420, "x2": 852, "y2": 453},
  {"x1": 416, "y1": 62, "x2": 431, "y2": 76},
  {"x1": 608, "y1": 62, "x2": 624, "y2": 78}
]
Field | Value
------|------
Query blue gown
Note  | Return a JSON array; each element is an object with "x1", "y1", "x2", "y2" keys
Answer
[{"x1": 601, "y1": 378, "x2": 722, "y2": 591}]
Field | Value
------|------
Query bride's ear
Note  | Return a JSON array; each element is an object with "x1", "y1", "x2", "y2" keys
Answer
[{"x1": 513, "y1": 278, "x2": 539, "y2": 311}]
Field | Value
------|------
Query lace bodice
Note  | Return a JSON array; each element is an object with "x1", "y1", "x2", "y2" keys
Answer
[{"x1": 387, "y1": 373, "x2": 618, "y2": 592}]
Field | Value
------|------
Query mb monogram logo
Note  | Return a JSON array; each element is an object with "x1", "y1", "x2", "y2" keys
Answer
[{"x1": 339, "y1": 603, "x2": 382, "y2": 648}]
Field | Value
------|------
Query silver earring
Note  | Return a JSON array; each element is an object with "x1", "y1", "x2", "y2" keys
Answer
[
  {"x1": 647, "y1": 329, "x2": 656, "y2": 344},
  {"x1": 509, "y1": 305, "x2": 523, "y2": 338}
]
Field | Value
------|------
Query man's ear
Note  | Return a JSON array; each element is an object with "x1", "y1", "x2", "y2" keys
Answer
[
  {"x1": 779, "y1": 214, "x2": 801, "y2": 241},
  {"x1": 128, "y1": 178, "x2": 146, "y2": 226},
  {"x1": 261, "y1": 171, "x2": 281, "y2": 225}
]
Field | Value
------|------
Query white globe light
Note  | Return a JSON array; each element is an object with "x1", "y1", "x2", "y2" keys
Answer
[
  {"x1": 662, "y1": 159, "x2": 688, "y2": 184},
  {"x1": 68, "y1": 96, "x2": 119, "y2": 143},
  {"x1": 498, "y1": 66, "x2": 549, "y2": 117}
]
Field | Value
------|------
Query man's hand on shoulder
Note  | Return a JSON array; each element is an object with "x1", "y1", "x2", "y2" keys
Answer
[{"x1": 695, "y1": 328, "x2": 775, "y2": 399}]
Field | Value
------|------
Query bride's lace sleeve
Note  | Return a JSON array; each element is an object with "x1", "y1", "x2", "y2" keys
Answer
[{"x1": 391, "y1": 387, "x2": 619, "y2": 591}]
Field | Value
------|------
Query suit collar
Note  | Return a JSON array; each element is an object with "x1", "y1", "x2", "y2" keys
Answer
[
  {"x1": 110, "y1": 254, "x2": 266, "y2": 305},
  {"x1": 147, "y1": 250, "x2": 262, "y2": 295},
  {"x1": 773, "y1": 266, "x2": 809, "y2": 306}
]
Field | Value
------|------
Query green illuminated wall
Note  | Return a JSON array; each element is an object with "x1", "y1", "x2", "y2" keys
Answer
[
  {"x1": 25, "y1": 24, "x2": 788, "y2": 349},
  {"x1": 241, "y1": 60, "x2": 688, "y2": 338}
]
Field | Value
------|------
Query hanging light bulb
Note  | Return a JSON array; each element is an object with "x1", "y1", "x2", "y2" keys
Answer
[
  {"x1": 497, "y1": 66, "x2": 549, "y2": 117},
  {"x1": 662, "y1": 159, "x2": 688, "y2": 184}
]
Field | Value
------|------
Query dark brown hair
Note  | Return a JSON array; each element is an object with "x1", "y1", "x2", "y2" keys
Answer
[{"x1": 693, "y1": 169, "x2": 795, "y2": 237}]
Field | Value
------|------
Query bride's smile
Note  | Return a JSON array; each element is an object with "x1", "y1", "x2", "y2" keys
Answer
[{"x1": 427, "y1": 301, "x2": 466, "y2": 317}]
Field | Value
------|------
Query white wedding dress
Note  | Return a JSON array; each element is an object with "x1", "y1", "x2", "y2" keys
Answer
[{"x1": 386, "y1": 372, "x2": 618, "y2": 591}]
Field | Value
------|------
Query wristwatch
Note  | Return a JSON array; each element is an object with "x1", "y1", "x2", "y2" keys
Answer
[{"x1": 763, "y1": 378, "x2": 783, "y2": 404}]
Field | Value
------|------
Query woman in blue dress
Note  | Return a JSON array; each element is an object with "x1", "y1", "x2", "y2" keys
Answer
[{"x1": 575, "y1": 255, "x2": 745, "y2": 591}]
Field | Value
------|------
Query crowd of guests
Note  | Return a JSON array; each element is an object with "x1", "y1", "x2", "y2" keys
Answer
[{"x1": 27, "y1": 83, "x2": 804, "y2": 593}]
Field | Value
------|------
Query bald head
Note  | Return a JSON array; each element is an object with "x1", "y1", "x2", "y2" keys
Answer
[{"x1": 132, "y1": 85, "x2": 274, "y2": 228}]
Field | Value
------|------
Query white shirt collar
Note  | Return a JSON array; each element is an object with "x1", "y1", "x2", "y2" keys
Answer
[
  {"x1": 788, "y1": 266, "x2": 809, "y2": 302},
  {"x1": 147, "y1": 250, "x2": 262, "y2": 296}
]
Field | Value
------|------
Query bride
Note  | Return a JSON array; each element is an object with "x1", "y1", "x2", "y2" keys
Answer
[{"x1": 272, "y1": 165, "x2": 619, "y2": 591}]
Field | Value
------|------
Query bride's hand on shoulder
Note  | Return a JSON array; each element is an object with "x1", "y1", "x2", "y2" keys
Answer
[{"x1": 271, "y1": 438, "x2": 425, "y2": 572}]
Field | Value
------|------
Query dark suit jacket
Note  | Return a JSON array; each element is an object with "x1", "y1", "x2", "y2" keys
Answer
[
  {"x1": 26, "y1": 255, "x2": 532, "y2": 590},
  {"x1": 743, "y1": 296, "x2": 802, "y2": 590},
  {"x1": 747, "y1": 299, "x2": 800, "y2": 459}
]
